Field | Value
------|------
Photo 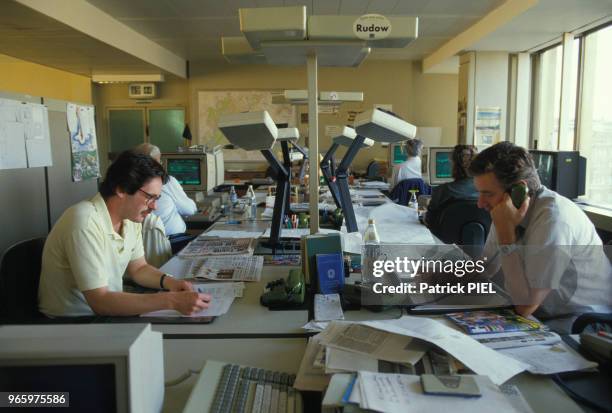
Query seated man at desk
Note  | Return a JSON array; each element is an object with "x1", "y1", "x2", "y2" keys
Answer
[
  {"x1": 424, "y1": 144, "x2": 479, "y2": 227},
  {"x1": 38, "y1": 150, "x2": 211, "y2": 317},
  {"x1": 390, "y1": 138, "x2": 423, "y2": 188},
  {"x1": 469, "y1": 142, "x2": 612, "y2": 332},
  {"x1": 135, "y1": 143, "x2": 198, "y2": 253}
]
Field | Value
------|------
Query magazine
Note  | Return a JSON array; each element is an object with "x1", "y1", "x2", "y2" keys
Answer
[{"x1": 445, "y1": 310, "x2": 543, "y2": 335}]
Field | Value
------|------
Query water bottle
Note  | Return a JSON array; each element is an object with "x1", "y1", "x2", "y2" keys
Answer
[
  {"x1": 229, "y1": 186, "x2": 238, "y2": 206},
  {"x1": 408, "y1": 190, "x2": 419, "y2": 220},
  {"x1": 362, "y1": 219, "x2": 381, "y2": 284},
  {"x1": 247, "y1": 185, "x2": 257, "y2": 221}
]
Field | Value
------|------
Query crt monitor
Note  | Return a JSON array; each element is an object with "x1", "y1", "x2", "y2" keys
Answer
[
  {"x1": 529, "y1": 150, "x2": 586, "y2": 199},
  {"x1": 162, "y1": 152, "x2": 215, "y2": 192},
  {"x1": 428, "y1": 147, "x2": 454, "y2": 185},
  {"x1": 213, "y1": 147, "x2": 224, "y2": 187},
  {"x1": 0, "y1": 324, "x2": 164, "y2": 413},
  {"x1": 390, "y1": 143, "x2": 407, "y2": 165}
]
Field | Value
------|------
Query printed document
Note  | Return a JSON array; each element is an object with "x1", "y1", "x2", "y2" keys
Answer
[
  {"x1": 354, "y1": 372, "x2": 525, "y2": 413},
  {"x1": 317, "y1": 322, "x2": 427, "y2": 364},
  {"x1": 141, "y1": 282, "x2": 242, "y2": 318},
  {"x1": 499, "y1": 342, "x2": 598, "y2": 374}
]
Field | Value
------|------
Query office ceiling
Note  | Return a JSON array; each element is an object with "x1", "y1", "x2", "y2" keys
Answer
[
  {"x1": 0, "y1": 0, "x2": 610, "y2": 77},
  {"x1": 83, "y1": 0, "x2": 611, "y2": 60}
]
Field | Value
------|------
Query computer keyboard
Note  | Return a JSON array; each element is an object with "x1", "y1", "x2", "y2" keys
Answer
[{"x1": 182, "y1": 360, "x2": 303, "y2": 413}]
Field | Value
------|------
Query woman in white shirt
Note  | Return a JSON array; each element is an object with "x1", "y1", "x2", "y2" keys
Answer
[
  {"x1": 134, "y1": 143, "x2": 197, "y2": 236},
  {"x1": 390, "y1": 138, "x2": 423, "y2": 188}
]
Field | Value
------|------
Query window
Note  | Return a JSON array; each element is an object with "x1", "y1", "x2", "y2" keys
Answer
[
  {"x1": 533, "y1": 45, "x2": 562, "y2": 150},
  {"x1": 577, "y1": 25, "x2": 612, "y2": 208},
  {"x1": 530, "y1": 24, "x2": 611, "y2": 207}
]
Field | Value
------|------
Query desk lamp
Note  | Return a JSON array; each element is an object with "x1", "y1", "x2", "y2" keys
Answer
[
  {"x1": 325, "y1": 127, "x2": 374, "y2": 232},
  {"x1": 277, "y1": 127, "x2": 308, "y2": 209},
  {"x1": 218, "y1": 111, "x2": 288, "y2": 248}
]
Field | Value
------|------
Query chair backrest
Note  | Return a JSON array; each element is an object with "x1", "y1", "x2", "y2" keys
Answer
[
  {"x1": 142, "y1": 214, "x2": 172, "y2": 268},
  {"x1": 0, "y1": 237, "x2": 46, "y2": 322},
  {"x1": 390, "y1": 178, "x2": 431, "y2": 206},
  {"x1": 432, "y1": 200, "x2": 491, "y2": 257}
]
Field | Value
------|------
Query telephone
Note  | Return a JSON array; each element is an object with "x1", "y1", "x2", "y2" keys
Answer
[
  {"x1": 510, "y1": 183, "x2": 528, "y2": 209},
  {"x1": 260, "y1": 269, "x2": 305, "y2": 309}
]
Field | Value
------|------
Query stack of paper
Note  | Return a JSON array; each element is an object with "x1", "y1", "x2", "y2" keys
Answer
[
  {"x1": 294, "y1": 316, "x2": 529, "y2": 393},
  {"x1": 341, "y1": 372, "x2": 528, "y2": 413},
  {"x1": 141, "y1": 282, "x2": 244, "y2": 318}
]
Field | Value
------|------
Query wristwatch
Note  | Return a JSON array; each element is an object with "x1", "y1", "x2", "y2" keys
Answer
[{"x1": 499, "y1": 244, "x2": 518, "y2": 256}]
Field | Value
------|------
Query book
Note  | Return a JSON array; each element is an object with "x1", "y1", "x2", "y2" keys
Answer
[
  {"x1": 303, "y1": 233, "x2": 342, "y2": 290},
  {"x1": 315, "y1": 253, "x2": 345, "y2": 294},
  {"x1": 445, "y1": 310, "x2": 543, "y2": 335}
]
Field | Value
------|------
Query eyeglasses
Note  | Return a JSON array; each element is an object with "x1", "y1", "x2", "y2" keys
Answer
[{"x1": 137, "y1": 188, "x2": 161, "y2": 205}]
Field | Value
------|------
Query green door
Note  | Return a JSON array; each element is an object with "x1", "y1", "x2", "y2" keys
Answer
[
  {"x1": 149, "y1": 108, "x2": 185, "y2": 153},
  {"x1": 108, "y1": 109, "x2": 145, "y2": 158}
]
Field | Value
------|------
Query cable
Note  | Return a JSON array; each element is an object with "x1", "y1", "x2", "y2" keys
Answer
[{"x1": 164, "y1": 368, "x2": 202, "y2": 387}]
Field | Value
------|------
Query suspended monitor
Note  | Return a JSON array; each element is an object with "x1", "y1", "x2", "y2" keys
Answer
[
  {"x1": 428, "y1": 147, "x2": 454, "y2": 185},
  {"x1": 162, "y1": 152, "x2": 215, "y2": 192}
]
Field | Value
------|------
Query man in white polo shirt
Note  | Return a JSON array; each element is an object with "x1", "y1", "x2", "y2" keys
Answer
[
  {"x1": 469, "y1": 142, "x2": 612, "y2": 333},
  {"x1": 38, "y1": 150, "x2": 211, "y2": 317}
]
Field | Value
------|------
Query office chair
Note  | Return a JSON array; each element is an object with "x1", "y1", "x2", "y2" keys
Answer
[
  {"x1": 0, "y1": 237, "x2": 46, "y2": 322},
  {"x1": 432, "y1": 200, "x2": 491, "y2": 258},
  {"x1": 389, "y1": 178, "x2": 431, "y2": 205}
]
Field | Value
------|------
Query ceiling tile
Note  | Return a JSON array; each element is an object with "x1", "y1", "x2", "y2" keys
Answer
[{"x1": 338, "y1": 0, "x2": 370, "y2": 15}]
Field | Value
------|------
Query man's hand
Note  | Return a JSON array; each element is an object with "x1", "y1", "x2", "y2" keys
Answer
[
  {"x1": 491, "y1": 193, "x2": 530, "y2": 245},
  {"x1": 165, "y1": 277, "x2": 193, "y2": 292},
  {"x1": 169, "y1": 291, "x2": 212, "y2": 315}
]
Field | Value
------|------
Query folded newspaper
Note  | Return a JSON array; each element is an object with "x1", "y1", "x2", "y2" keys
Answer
[
  {"x1": 188, "y1": 255, "x2": 263, "y2": 282},
  {"x1": 178, "y1": 237, "x2": 255, "y2": 258}
]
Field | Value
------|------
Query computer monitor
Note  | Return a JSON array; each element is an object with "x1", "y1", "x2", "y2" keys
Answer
[
  {"x1": 529, "y1": 150, "x2": 586, "y2": 199},
  {"x1": 0, "y1": 324, "x2": 164, "y2": 413},
  {"x1": 213, "y1": 147, "x2": 224, "y2": 187},
  {"x1": 428, "y1": 147, "x2": 454, "y2": 185},
  {"x1": 162, "y1": 152, "x2": 215, "y2": 192},
  {"x1": 390, "y1": 143, "x2": 407, "y2": 165}
]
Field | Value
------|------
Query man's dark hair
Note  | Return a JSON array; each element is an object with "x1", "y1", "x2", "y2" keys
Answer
[
  {"x1": 452, "y1": 144, "x2": 478, "y2": 180},
  {"x1": 99, "y1": 150, "x2": 168, "y2": 199},
  {"x1": 468, "y1": 142, "x2": 540, "y2": 194}
]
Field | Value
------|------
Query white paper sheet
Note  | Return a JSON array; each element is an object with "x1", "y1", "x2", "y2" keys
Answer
[
  {"x1": 355, "y1": 372, "x2": 524, "y2": 413},
  {"x1": 0, "y1": 121, "x2": 27, "y2": 169},
  {"x1": 314, "y1": 293, "x2": 344, "y2": 321},
  {"x1": 140, "y1": 282, "x2": 242, "y2": 318},
  {"x1": 360, "y1": 316, "x2": 527, "y2": 385},
  {"x1": 499, "y1": 342, "x2": 598, "y2": 374}
]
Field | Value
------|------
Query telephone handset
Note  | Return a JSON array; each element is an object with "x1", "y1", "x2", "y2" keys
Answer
[{"x1": 510, "y1": 183, "x2": 528, "y2": 209}]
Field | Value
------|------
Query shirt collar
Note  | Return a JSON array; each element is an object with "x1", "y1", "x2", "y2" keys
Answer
[{"x1": 91, "y1": 193, "x2": 123, "y2": 239}]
